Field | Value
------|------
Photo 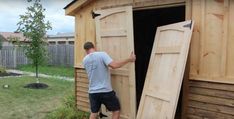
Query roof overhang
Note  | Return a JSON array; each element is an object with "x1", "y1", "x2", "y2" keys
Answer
[{"x1": 64, "y1": 0, "x2": 93, "y2": 16}]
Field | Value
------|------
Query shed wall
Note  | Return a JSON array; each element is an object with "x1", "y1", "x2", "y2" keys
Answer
[
  {"x1": 71, "y1": 0, "x2": 234, "y2": 118},
  {"x1": 73, "y1": 0, "x2": 185, "y2": 67},
  {"x1": 187, "y1": 80, "x2": 234, "y2": 119},
  {"x1": 74, "y1": 0, "x2": 234, "y2": 83},
  {"x1": 74, "y1": 2, "x2": 96, "y2": 67},
  {"x1": 73, "y1": 0, "x2": 187, "y2": 114},
  {"x1": 190, "y1": 0, "x2": 234, "y2": 83},
  {"x1": 187, "y1": 0, "x2": 234, "y2": 118},
  {"x1": 75, "y1": 68, "x2": 90, "y2": 112}
]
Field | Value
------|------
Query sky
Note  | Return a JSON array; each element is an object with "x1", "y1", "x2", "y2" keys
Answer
[{"x1": 0, "y1": 0, "x2": 74, "y2": 35}]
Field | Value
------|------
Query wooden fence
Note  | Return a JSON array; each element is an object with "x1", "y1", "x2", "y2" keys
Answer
[{"x1": 0, "y1": 45, "x2": 74, "y2": 68}]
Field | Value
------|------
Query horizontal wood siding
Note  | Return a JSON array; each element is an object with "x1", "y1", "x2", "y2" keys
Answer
[
  {"x1": 187, "y1": 80, "x2": 234, "y2": 118},
  {"x1": 75, "y1": 68, "x2": 90, "y2": 112}
]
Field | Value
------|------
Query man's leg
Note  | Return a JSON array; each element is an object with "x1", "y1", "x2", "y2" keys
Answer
[
  {"x1": 102, "y1": 91, "x2": 121, "y2": 119},
  {"x1": 89, "y1": 113, "x2": 98, "y2": 119},
  {"x1": 112, "y1": 110, "x2": 120, "y2": 119},
  {"x1": 89, "y1": 93, "x2": 101, "y2": 119}
]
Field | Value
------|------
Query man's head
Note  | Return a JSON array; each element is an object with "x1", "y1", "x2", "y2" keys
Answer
[{"x1": 84, "y1": 42, "x2": 95, "y2": 54}]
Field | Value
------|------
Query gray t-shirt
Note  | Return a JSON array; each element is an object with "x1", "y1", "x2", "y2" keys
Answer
[{"x1": 83, "y1": 52, "x2": 113, "y2": 94}]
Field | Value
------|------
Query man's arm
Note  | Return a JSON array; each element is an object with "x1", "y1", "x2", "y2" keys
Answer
[{"x1": 108, "y1": 52, "x2": 136, "y2": 69}]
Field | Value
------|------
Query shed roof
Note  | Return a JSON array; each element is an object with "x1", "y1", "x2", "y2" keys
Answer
[
  {"x1": 64, "y1": 0, "x2": 77, "y2": 9},
  {"x1": 64, "y1": 0, "x2": 92, "y2": 16}
]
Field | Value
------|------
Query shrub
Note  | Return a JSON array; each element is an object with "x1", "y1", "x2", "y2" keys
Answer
[
  {"x1": 46, "y1": 95, "x2": 90, "y2": 119},
  {"x1": 0, "y1": 67, "x2": 6, "y2": 73}
]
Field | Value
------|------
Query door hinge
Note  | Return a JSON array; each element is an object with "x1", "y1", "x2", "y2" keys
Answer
[
  {"x1": 92, "y1": 10, "x2": 101, "y2": 19},
  {"x1": 183, "y1": 20, "x2": 193, "y2": 29}
]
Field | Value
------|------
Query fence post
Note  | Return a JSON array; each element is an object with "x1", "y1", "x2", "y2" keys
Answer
[
  {"x1": 26, "y1": 52, "x2": 28, "y2": 64},
  {"x1": 3, "y1": 48, "x2": 7, "y2": 68}
]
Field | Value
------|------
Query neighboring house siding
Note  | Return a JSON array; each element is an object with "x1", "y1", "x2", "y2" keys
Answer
[
  {"x1": 0, "y1": 32, "x2": 29, "y2": 46},
  {"x1": 47, "y1": 33, "x2": 74, "y2": 45}
]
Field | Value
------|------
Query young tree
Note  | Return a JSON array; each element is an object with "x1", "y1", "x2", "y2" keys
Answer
[{"x1": 17, "y1": 0, "x2": 52, "y2": 83}]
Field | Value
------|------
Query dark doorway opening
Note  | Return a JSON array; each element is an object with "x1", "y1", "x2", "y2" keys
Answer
[{"x1": 133, "y1": 5, "x2": 185, "y2": 117}]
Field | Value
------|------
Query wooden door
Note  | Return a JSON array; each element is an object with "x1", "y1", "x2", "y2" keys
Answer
[
  {"x1": 137, "y1": 20, "x2": 194, "y2": 119},
  {"x1": 94, "y1": 6, "x2": 136, "y2": 119}
]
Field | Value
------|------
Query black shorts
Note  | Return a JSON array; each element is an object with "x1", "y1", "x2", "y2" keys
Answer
[{"x1": 89, "y1": 91, "x2": 120, "y2": 113}]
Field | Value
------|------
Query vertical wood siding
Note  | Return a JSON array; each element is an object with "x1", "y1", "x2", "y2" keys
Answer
[
  {"x1": 73, "y1": 0, "x2": 186, "y2": 67},
  {"x1": 190, "y1": 0, "x2": 234, "y2": 82}
]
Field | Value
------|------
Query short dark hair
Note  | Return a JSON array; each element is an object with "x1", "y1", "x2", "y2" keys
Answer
[{"x1": 83, "y1": 42, "x2": 94, "y2": 50}]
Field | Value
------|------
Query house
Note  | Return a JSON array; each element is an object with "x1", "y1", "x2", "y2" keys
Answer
[
  {"x1": 0, "y1": 32, "x2": 29, "y2": 46},
  {"x1": 0, "y1": 34, "x2": 8, "y2": 47},
  {"x1": 47, "y1": 32, "x2": 75, "y2": 45},
  {"x1": 65, "y1": 0, "x2": 234, "y2": 119}
]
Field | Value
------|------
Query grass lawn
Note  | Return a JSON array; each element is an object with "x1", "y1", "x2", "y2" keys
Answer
[
  {"x1": 17, "y1": 65, "x2": 74, "y2": 77},
  {"x1": 0, "y1": 76, "x2": 74, "y2": 119}
]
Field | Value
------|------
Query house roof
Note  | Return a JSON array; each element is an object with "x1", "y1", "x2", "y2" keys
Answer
[
  {"x1": 0, "y1": 32, "x2": 29, "y2": 42},
  {"x1": 47, "y1": 33, "x2": 74, "y2": 39},
  {"x1": 0, "y1": 34, "x2": 7, "y2": 41}
]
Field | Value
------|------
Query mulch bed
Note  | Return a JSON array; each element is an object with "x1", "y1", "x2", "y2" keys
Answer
[
  {"x1": 24, "y1": 83, "x2": 48, "y2": 89},
  {"x1": 0, "y1": 72, "x2": 22, "y2": 77},
  {"x1": 0, "y1": 72, "x2": 48, "y2": 89}
]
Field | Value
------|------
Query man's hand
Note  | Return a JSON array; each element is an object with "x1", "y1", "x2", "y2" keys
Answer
[
  {"x1": 109, "y1": 52, "x2": 136, "y2": 69},
  {"x1": 128, "y1": 52, "x2": 136, "y2": 62}
]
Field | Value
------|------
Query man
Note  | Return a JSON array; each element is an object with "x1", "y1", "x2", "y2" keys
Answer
[{"x1": 82, "y1": 42, "x2": 136, "y2": 119}]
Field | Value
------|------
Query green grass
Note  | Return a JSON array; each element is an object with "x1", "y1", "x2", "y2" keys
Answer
[
  {"x1": 46, "y1": 95, "x2": 90, "y2": 119},
  {"x1": 17, "y1": 65, "x2": 74, "y2": 77},
  {"x1": 0, "y1": 76, "x2": 74, "y2": 119}
]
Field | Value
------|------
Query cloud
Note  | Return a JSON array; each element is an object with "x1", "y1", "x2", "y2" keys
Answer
[
  {"x1": 0, "y1": 0, "x2": 74, "y2": 35},
  {"x1": 0, "y1": 1, "x2": 28, "y2": 32}
]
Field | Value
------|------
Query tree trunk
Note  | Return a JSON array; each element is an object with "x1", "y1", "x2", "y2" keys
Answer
[{"x1": 36, "y1": 62, "x2": 39, "y2": 83}]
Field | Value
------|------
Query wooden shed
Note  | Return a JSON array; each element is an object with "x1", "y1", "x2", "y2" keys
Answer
[{"x1": 65, "y1": 0, "x2": 234, "y2": 118}]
